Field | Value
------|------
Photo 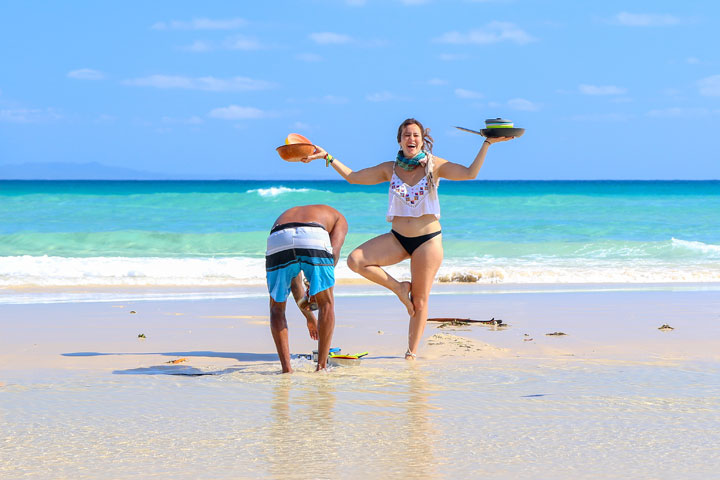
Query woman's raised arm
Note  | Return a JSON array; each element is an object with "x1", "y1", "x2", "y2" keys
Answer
[
  {"x1": 436, "y1": 136, "x2": 513, "y2": 180},
  {"x1": 303, "y1": 146, "x2": 392, "y2": 185}
]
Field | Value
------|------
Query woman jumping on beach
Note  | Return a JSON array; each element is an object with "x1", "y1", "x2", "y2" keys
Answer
[{"x1": 304, "y1": 118, "x2": 512, "y2": 359}]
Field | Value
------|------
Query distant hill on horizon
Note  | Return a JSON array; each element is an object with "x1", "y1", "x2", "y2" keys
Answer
[
  {"x1": 0, "y1": 161, "x2": 319, "y2": 181},
  {"x1": 0, "y1": 162, "x2": 235, "y2": 180},
  {"x1": 0, "y1": 162, "x2": 169, "y2": 180}
]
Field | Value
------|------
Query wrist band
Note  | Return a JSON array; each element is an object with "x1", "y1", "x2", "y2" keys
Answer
[
  {"x1": 483, "y1": 140, "x2": 491, "y2": 146},
  {"x1": 325, "y1": 153, "x2": 334, "y2": 167}
]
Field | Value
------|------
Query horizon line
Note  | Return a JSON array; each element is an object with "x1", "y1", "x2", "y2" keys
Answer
[{"x1": 1, "y1": 178, "x2": 719, "y2": 182}]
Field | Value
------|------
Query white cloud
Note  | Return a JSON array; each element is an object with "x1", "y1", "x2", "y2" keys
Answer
[
  {"x1": 183, "y1": 41, "x2": 213, "y2": 52},
  {"x1": 316, "y1": 95, "x2": 349, "y2": 104},
  {"x1": 366, "y1": 91, "x2": 396, "y2": 102},
  {"x1": 181, "y1": 36, "x2": 264, "y2": 52},
  {"x1": 95, "y1": 114, "x2": 116, "y2": 123},
  {"x1": 646, "y1": 107, "x2": 716, "y2": 118},
  {"x1": 399, "y1": 0, "x2": 431, "y2": 4},
  {"x1": 686, "y1": 57, "x2": 700, "y2": 65},
  {"x1": 570, "y1": 113, "x2": 633, "y2": 122},
  {"x1": 124, "y1": 75, "x2": 273, "y2": 91},
  {"x1": 224, "y1": 35, "x2": 263, "y2": 50},
  {"x1": 162, "y1": 115, "x2": 204, "y2": 125},
  {"x1": 507, "y1": 98, "x2": 540, "y2": 111},
  {"x1": 346, "y1": 0, "x2": 366, "y2": 5},
  {"x1": 438, "y1": 53, "x2": 469, "y2": 61},
  {"x1": 309, "y1": 32, "x2": 353, "y2": 45},
  {"x1": 579, "y1": 84, "x2": 627, "y2": 95},
  {"x1": 435, "y1": 22, "x2": 536, "y2": 45},
  {"x1": 288, "y1": 95, "x2": 349, "y2": 104},
  {"x1": 698, "y1": 75, "x2": 720, "y2": 96},
  {"x1": 455, "y1": 88, "x2": 484, "y2": 99},
  {"x1": 152, "y1": 18, "x2": 246, "y2": 30},
  {"x1": 292, "y1": 121, "x2": 311, "y2": 130},
  {"x1": 296, "y1": 53, "x2": 324, "y2": 62},
  {"x1": 0, "y1": 108, "x2": 62, "y2": 123},
  {"x1": 67, "y1": 68, "x2": 105, "y2": 80},
  {"x1": 428, "y1": 78, "x2": 447, "y2": 86},
  {"x1": 662, "y1": 88, "x2": 683, "y2": 97},
  {"x1": 208, "y1": 105, "x2": 267, "y2": 120},
  {"x1": 614, "y1": 12, "x2": 681, "y2": 27}
]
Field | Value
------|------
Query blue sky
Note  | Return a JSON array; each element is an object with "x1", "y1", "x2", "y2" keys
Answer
[{"x1": 1, "y1": 0, "x2": 719, "y2": 180}]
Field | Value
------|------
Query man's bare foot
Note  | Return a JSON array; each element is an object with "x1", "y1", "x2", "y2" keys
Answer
[
  {"x1": 305, "y1": 316, "x2": 318, "y2": 340},
  {"x1": 396, "y1": 281, "x2": 415, "y2": 316}
]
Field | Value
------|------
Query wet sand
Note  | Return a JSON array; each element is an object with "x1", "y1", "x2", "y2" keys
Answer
[{"x1": 1, "y1": 284, "x2": 719, "y2": 479}]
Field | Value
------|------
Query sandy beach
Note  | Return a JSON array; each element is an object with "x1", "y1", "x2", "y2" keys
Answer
[{"x1": 2, "y1": 283, "x2": 719, "y2": 479}]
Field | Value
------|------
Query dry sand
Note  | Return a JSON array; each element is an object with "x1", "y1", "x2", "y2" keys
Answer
[{"x1": 1, "y1": 283, "x2": 718, "y2": 374}]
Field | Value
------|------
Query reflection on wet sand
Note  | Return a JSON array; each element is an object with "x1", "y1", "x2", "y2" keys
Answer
[
  {"x1": 266, "y1": 376, "x2": 338, "y2": 478},
  {"x1": 386, "y1": 365, "x2": 438, "y2": 479},
  {"x1": 263, "y1": 365, "x2": 439, "y2": 478}
]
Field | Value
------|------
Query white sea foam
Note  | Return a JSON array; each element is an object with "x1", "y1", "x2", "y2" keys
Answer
[
  {"x1": 2, "y1": 255, "x2": 719, "y2": 289},
  {"x1": 672, "y1": 238, "x2": 720, "y2": 256},
  {"x1": 434, "y1": 258, "x2": 720, "y2": 284},
  {"x1": 0, "y1": 255, "x2": 266, "y2": 287},
  {"x1": 246, "y1": 186, "x2": 310, "y2": 197}
]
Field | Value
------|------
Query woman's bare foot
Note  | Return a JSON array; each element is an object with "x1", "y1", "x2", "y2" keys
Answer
[
  {"x1": 405, "y1": 349, "x2": 417, "y2": 361},
  {"x1": 305, "y1": 316, "x2": 318, "y2": 340},
  {"x1": 396, "y1": 281, "x2": 415, "y2": 316}
]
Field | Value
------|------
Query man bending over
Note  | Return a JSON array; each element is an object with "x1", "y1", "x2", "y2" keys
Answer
[{"x1": 265, "y1": 204, "x2": 348, "y2": 372}]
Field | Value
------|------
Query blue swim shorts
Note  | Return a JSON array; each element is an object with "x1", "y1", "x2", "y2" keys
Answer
[{"x1": 265, "y1": 222, "x2": 335, "y2": 303}]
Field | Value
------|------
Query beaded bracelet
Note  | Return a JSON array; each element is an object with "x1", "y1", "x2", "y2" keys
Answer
[{"x1": 325, "y1": 153, "x2": 334, "y2": 167}]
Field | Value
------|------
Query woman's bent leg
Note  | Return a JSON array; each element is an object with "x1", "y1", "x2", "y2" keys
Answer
[
  {"x1": 407, "y1": 235, "x2": 443, "y2": 358},
  {"x1": 347, "y1": 233, "x2": 414, "y2": 315}
]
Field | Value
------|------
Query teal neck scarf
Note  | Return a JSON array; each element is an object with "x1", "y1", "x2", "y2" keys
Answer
[{"x1": 395, "y1": 151, "x2": 427, "y2": 171}]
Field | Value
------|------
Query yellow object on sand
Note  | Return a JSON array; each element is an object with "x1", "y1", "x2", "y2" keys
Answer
[
  {"x1": 166, "y1": 358, "x2": 188, "y2": 364},
  {"x1": 329, "y1": 351, "x2": 368, "y2": 359}
]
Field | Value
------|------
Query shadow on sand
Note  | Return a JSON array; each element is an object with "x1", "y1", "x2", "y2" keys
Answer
[{"x1": 61, "y1": 351, "x2": 279, "y2": 376}]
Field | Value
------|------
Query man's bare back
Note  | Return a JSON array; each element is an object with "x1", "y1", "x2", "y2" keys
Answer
[
  {"x1": 273, "y1": 204, "x2": 344, "y2": 233},
  {"x1": 272, "y1": 204, "x2": 348, "y2": 266}
]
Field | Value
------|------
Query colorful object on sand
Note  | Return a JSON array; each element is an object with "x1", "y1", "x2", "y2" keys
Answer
[
  {"x1": 328, "y1": 351, "x2": 368, "y2": 366},
  {"x1": 277, "y1": 133, "x2": 316, "y2": 162},
  {"x1": 312, "y1": 347, "x2": 341, "y2": 363},
  {"x1": 330, "y1": 351, "x2": 368, "y2": 359},
  {"x1": 165, "y1": 358, "x2": 188, "y2": 364}
]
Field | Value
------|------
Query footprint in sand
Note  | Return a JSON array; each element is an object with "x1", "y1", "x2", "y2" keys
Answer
[{"x1": 425, "y1": 333, "x2": 509, "y2": 358}]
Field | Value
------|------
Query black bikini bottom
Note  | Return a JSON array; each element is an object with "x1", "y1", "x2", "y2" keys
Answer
[{"x1": 391, "y1": 230, "x2": 442, "y2": 255}]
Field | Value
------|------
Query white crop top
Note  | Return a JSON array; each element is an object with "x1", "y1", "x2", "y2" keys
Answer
[{"x1": 386, "y1": 165, "x2": 441, "y2": 222}]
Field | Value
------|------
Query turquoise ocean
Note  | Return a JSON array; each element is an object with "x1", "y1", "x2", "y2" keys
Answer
[{"x1": 1, "y1": 180, "x2": 719, "y2": 296}]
